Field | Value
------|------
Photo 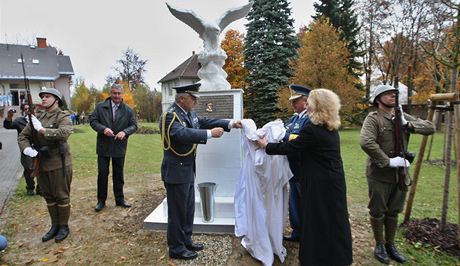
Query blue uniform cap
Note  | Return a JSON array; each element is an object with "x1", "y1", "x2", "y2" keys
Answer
[
  {"x1": 173, "y1": 83, "x2": 201, "y2": 98},
  {"x1": 289, "y1": 84, "x2": 311, "y2": 101}
]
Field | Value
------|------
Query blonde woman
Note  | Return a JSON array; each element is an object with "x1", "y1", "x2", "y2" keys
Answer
[{"x1": 257, "y1": 88, "x2": 353, "y2": 266}]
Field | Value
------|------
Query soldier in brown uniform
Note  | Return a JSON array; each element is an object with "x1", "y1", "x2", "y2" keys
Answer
[
  {"x1": 18, "y1": 88, "x2": 73, "y2": 243},
  {"x1": 360, "y1": 84, "x2": 435, "y2": 264}
]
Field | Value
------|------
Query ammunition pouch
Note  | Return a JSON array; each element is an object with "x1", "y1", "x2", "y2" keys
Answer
[{"x1": 405, "y1": 152, "x2": 416, "y2": 163}]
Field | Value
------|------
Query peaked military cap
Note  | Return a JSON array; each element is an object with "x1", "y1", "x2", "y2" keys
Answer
[
  {"x1": 173, "y1": 83, "x2": 201, "y2": 98},
  {"x1": 289, "y1": 84, "x2": 311, "y2": 101}
]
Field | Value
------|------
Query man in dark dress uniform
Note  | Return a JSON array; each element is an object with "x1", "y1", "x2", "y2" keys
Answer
[
  {"x1": 282, "y1": 84, "x2": 311, "y2": 242},
  {"x1": 89, "y1": 83, "x2": 138, "y2": 212},
  {"x1": 160, "y1": 83, "x2": 241, "y2": 260},
  {"x1": 3, "y1": 104, "x2": 40, "y2": 195},
  {"x1": 360, "y1": 84, "x2": 435, "y2": 264}
]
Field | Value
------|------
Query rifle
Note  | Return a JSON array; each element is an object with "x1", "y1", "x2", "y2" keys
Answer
[
  {"x1": 20, "y1": 53, "x2": 40, "y2": 178},
  {"x1": 393, "y1": 78, "x2": 411, "y2": 191}
]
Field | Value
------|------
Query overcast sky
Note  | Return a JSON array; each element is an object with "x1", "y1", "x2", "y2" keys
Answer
[{"x1": 0, "y1": 0, "x2": 314, "y2": 91}]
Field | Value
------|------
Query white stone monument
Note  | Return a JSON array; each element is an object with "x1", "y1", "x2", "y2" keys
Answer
[{"x1": 144, "y1": 2, "x2": 252, "y2": 233}]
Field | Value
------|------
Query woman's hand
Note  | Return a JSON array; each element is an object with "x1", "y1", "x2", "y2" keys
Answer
[{"x1": 255, "y1": 137, "x2": 268, "y2": 149}]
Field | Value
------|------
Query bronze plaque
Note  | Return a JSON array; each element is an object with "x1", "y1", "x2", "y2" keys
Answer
[{"x1": 195, "y1": 95, "x2": 234, "y2": 119}]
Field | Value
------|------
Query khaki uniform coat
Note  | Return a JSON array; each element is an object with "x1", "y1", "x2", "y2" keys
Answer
[
  {"x1": 360, "y1": 110, "x2": 435, "y2": 183},
  {"x1": 18, "y1": 108, "x2": 73, "y2": 172}
]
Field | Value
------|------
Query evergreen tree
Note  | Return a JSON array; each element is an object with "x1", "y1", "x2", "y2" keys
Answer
[
  {"x1": 244, "y1": 0, "x2": 298, "y2": 126},
  {"x1": 314, "y1": 0, "x2": 363, "y2": 87}
]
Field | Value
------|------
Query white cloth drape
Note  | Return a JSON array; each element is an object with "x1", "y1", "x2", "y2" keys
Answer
[{"x1": 234, "y1": 119, "x2": 292, "y2": 266}]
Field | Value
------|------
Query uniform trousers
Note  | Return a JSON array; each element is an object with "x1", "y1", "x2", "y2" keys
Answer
[
  {"x1": 164, "y1": 181, "x2": 195, "y2": 254},
  {"x1": 97, "y1": 155, "x2": 125, "y2": 202},
  {"x1": 39, "y1": 166, "x2": 72, "y2": 205},
  {"x1": 367, "y1": 179, "x2": 407, "y2": 218},
  {"x1": 21, "y1": 153, "x2": 36, "y2": 190},
  {"x1": 288, "y1": 178, "x2": 302, "y2": 237}
]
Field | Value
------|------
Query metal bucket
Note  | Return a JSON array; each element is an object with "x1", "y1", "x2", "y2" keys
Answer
[{"x1": 198, "y1": 182, "x2": 217, "y2": 223}]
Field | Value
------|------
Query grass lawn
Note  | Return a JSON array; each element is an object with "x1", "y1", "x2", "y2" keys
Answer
[{"x1": 0, "y1": 124, "x2": 458, "y2": 265}]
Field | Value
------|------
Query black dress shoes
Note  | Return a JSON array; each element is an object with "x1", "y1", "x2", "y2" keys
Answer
[
  {"x1": 55, "y1": 225, "x2": 69, "y2": 243},
  {"x1": 283, "y1": 234, "x2": 300, "y2": 242},
  {"x1": 374, "y1": 243, "x2": 390, "y2": 264},
  {"x1": 169, "y1": 250, "x2": 198, "y2": 260},
  {"x1": 115, "y1": 200, "x2": 132, "y2": 208},
  {"x1": 186, "y1": 242, "x2": 204, "y2": 251},
  {"x1": 42, "y1": 225, "x2": 59, "y2": 242},
  {"x1": 95, "y1": 201, "x2": 106, "y2": 212},
  {"x1": 385, "y1": 243, "x2": 406, "y2": 263}
]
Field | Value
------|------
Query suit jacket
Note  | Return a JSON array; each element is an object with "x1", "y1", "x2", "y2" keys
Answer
[
  {"x1": 160, "y1": 102, "x2": 231, "y2": 184},
  {"x1": 89, "y1": 98, "x2": 138, "y2": 158}
]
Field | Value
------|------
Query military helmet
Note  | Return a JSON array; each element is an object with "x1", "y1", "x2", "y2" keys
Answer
[
  {"x1": 39, "y1": 88, "x2": 63, "y2": 102},
  {"x1": 370, "y1": 84, "x2": 398, "y2": 104}
]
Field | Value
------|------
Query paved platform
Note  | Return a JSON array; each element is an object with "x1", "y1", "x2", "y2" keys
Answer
[
  {"x1": 0, "y1": 128, "x2": 22, "y2": 214},
  {"x1": 144, "y1": 197, "x2": 235, "y2": 234}
]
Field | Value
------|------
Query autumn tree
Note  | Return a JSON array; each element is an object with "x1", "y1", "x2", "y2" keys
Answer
[
  {"x1": 221, "y1": 29, "x2": 247, "y2": 89},
  {"x1": 314, "y1": 0, "x2": 364, "y2": 87},
  {"x1": 290, "y1": 18, "x2": 363, "y2": 124},
  {"x1": 244, "y1": 0, "x2": 298, "y2": 126},
  {"x1": 107, "y1": 48, "x2": 148, "y2": 90},
  {"x1": 71, "y1": 79, "x2": 95, "y2": 114},
  {"x1": 133, "y1": 84, "x2": 162, "y2": 122}
]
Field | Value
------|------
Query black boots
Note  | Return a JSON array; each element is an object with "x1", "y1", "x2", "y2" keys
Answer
[
  {"x1": 371, "y1": 215, "x2": 406, "y2": 264},
  {"x1": 55, "y1": 225, "x2": 69, "y2": 243},
  {"x1": 385, "y1": 243, "x2": 406, "y2": 263},
  {"x1": 42, "y1": 225, "x2": 59, "y2": 242},
  {"x1": 370, "y1": 216, "x2": 390, "y2": 264},
  {"x1": 385, "y1": 216, "x2": 406, "y2": 263}
]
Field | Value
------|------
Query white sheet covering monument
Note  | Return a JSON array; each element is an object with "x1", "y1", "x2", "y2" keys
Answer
[{"x1": 144, "y1": 2, "x2": 252, "y2": 233}]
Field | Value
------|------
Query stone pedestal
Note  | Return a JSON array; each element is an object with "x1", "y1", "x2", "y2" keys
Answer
[{"x1": 144, "y1": 89, "x2": 243, "y2": 233}]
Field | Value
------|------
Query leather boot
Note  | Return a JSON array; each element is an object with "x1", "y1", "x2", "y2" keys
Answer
[
  {"x1": 370, "y1": 216, "x2": 389, "y2": 264},
  {"x1": 385, "y1": 216, "x2": 406, "y2": 263},
  {"x1": 55, "y1": 225, "x2": 69, "y2": 243},
  {"x1": 55, "y1": 204, "x2": 71, "y2": 243},
  {"x1": 42, "y1": 204, "x2": 59, "y2": 242}
]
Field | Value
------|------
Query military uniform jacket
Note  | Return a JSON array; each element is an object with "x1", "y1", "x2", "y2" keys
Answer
[
  {"x1": 89, "y1": 98, "x2": 138, "y2": 158},
  {"x1": 360, "y1": 110, "x2": 435, "y2": 183},
  {"x1": 18, "y1": 108, "x2": 73, "y2": 172},
  {"x1": 160, "y1": 102, "x2": 231, "y2": 184},
  {"x1": 283, "y1": 111, "x2": 310, "y2": 179}
]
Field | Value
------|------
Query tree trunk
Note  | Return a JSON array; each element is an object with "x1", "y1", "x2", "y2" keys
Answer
[{"x1": 441, "y1": 110, "x2": 452, "y2": 231}]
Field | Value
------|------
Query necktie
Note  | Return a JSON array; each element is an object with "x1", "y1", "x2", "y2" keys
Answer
[{"x1": 113, "y1": 104, "x2": 118, "y2": 122}]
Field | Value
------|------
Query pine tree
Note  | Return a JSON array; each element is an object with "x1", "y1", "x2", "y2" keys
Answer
[
  {"x1": 244, "y1": 0, "x2": 298, "y2": 126},
  {"x1": 314, "y1": 0, "x2": 363, "y2": 87}
]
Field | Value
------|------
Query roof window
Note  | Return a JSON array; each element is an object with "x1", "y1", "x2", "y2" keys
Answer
[{"x1": 32, "y1": 59, "x2": 39, "y2": 64}]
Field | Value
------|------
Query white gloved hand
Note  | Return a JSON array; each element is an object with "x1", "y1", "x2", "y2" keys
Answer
[
  {"x1": 23, "y1": 147, "x2": 38, "y2": 158},
  {"x1": 26, "y1": 115, "x2": 44, "y2": 131},
  {"x1": 398, "y1": 104, "x2": 408, "y2": 126},
  {"x1": 389, "y1": 156, "x2": 410, "y2": 168},
  {"x1": 31, "y1": 115, "x2": 44, "y2": 131}
]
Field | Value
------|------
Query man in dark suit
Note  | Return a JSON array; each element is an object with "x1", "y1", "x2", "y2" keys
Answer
[
  {"x1": 160, "y1": 83, "x2": 241, "y2": 260},
  {"x1": 89, "y1": 83, "x2": 138, "y2": 212}
]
